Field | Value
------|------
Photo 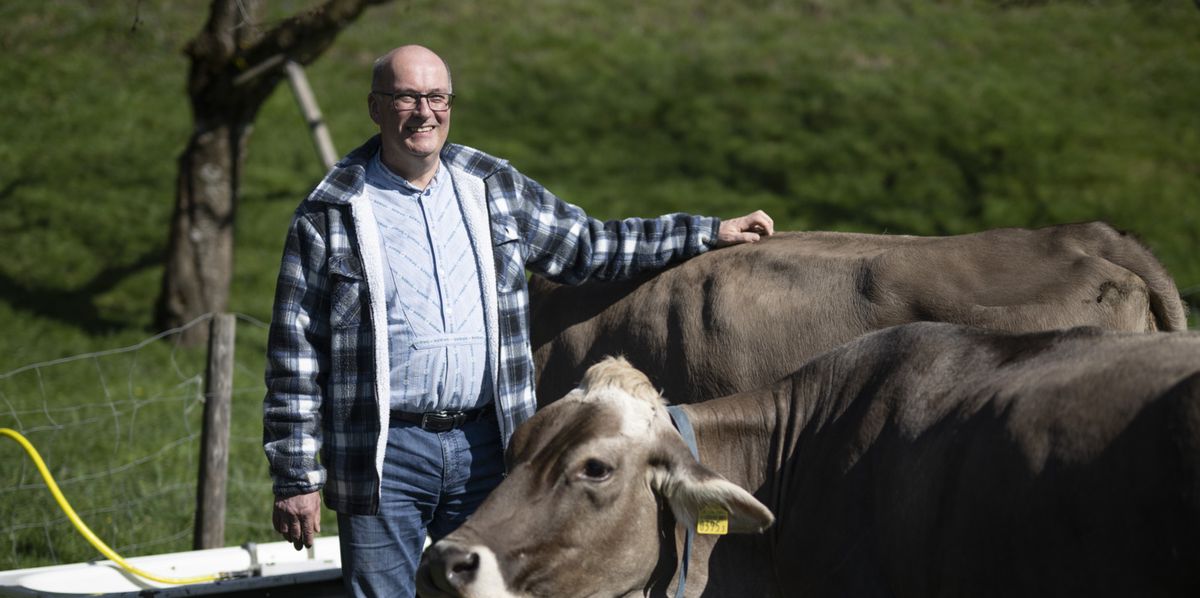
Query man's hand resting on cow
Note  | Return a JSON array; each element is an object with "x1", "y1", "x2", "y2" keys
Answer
[{"x1": 717, "y1": 209, "x2": 775, "y2": 247}]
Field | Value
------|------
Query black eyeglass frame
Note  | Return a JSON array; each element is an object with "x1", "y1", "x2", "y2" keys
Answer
[{"x1": 371, "y1": 91, "x2": 456, "y2": 111}]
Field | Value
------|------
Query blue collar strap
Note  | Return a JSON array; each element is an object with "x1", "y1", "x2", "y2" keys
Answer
[{"x1": 666, "y1": 405, "x2": 698, "y2": 598}]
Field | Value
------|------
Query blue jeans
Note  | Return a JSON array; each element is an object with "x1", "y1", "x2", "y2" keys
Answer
[{"x1": 337, "y1": 413, "x2": 505, "y2": 598}]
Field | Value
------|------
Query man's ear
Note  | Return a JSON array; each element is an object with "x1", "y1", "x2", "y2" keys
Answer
[
  {"x1": 650, "y1": 446, "x2": 774, "y2": 534},
  {"x1": 368, "y1": 93, "x2": 382, "y2": 125}
]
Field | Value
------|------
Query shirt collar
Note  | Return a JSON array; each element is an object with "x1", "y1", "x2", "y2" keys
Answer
[{"x1": 368, "y1": 149, "x2": 443, "y2": 194}]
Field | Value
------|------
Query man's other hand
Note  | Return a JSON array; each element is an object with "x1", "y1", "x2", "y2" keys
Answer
[{"x1": 273, "y1": 491, "x2": 322, "y2": 550}]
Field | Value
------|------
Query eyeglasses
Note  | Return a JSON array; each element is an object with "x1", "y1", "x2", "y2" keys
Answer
[{"x1": 372, "y1": 91, "x2": 455, "y2": 112}]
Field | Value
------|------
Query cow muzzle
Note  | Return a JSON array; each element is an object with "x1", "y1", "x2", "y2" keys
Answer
[{"x1": 418, "y1": 540, "x2": 514, "y2": 598}]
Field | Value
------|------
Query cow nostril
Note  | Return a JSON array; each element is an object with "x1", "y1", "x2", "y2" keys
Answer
[
  {"x1": 450, "y1": 551, "x2": 479, "y2": 576},
  {"x1": 442, "y1": 546, "x2": 480, "y2": 588},
  {"x1": 419, "y1": 543, "x2": 483, "y2": 595}
]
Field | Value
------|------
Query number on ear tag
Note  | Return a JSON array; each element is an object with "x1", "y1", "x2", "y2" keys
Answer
[{"x1": 696, "y1": 505, "x2": 729, "y2": 535}]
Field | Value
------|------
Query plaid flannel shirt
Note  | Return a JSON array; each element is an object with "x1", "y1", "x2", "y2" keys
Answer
[{"x1": 263, "y1": 135, "x2": 720, "y2": 514}]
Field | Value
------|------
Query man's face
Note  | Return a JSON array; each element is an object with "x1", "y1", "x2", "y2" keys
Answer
[{"x1": 370, "y1": 52, "x2": 452, "y2": 161}]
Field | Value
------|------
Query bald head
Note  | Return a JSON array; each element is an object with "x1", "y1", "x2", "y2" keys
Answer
[{"x1": 371, "y1": 45, "x2": 453, "y2": 93}]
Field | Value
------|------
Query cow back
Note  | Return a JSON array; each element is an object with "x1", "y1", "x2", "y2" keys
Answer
[{"x1": 531, "y1": 222, "x2": 1186, "y2": 405}]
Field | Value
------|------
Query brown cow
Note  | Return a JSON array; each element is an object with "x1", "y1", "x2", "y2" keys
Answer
[
  {"x1": 419, "y1": 323, "x2": 1200, "y2": 597},
  {"x1": 532, "y1": 222, "x2": 1187, "y2": 405}
]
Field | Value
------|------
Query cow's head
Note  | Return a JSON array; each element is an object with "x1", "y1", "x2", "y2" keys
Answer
[{"x1": 416, "y1": 357, "x2": 774, "y2": 598}]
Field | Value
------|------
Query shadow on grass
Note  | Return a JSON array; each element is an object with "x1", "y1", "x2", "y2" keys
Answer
[
  {"x1": 0, "y1": 250, "x2": 163, "y2": 334},
  {"x1": 0, "y1": 178, "x2": 28, "y2": 203}
]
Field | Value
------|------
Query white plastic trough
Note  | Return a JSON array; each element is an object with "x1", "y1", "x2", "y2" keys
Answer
[{"x1": 0, "y1": 536, "x2": 342, "y2": 597}]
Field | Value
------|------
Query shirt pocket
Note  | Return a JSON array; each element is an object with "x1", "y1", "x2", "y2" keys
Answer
[
  {"x1": 328, "y1": 254, "x2": 365, "y2": 329},
  {"x1": 491, "y1": 218, "x2": 526, "y2": 292}
]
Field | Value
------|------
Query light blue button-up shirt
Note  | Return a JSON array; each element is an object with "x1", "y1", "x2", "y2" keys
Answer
[{"x1": 365, "y1": 151, "x2": 491, "y2": 413}]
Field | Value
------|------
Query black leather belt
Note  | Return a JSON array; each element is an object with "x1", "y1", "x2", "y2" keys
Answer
[{"x1": 390, "y1": 404, "x2": 493, "y2": 432}]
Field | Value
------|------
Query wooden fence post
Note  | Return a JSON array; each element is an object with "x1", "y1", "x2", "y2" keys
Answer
[{"x1": 194, "y1": 313, "x2": 235, "y2": 550}]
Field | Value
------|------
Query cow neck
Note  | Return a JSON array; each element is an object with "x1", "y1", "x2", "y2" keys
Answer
[{"x1": 666, "y1": 405, "x2": 699, "y2": 598}]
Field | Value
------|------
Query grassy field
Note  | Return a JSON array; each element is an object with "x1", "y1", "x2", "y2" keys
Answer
[{"x1": 1, "y1": 0, "x2": 1198, "y2": 570}]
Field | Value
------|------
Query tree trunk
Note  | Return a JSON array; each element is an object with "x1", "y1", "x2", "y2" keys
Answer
[
  {"x1": 157, "y1": 121, "x2": 247, "y2": 345},
  {"x1": 155, "y1": 0, "x2": 392, "y2": 345},
  {"x1": 155, "y1": 0, "x2": 263, "y2": 346}
]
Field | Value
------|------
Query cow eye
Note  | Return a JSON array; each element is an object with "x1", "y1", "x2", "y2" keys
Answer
[{"x1": 579, "y1": 458, "x2": 613, "y2": 481}]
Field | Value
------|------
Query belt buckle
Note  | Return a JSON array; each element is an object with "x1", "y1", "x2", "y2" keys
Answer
[{"x1": 420, "y1": 411, "x2": 455, "y2": 432}]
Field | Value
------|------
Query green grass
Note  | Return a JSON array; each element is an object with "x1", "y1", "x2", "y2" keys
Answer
[{"x1": 1, "y1": 0, "x2": 1198, "y2": 570}]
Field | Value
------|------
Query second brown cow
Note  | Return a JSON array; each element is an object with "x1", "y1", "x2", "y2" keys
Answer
[{"x1": 531, "y1": 221, "x2": 1186, "y2": 404}]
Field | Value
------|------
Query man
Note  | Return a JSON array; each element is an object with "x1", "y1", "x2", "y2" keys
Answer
[{"x1": 263, "y1": 44, "x2": 774, "y2": 597}]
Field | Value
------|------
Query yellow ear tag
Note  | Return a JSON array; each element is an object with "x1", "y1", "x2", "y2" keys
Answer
[{"x1": 696, "y1": 505, "x2": 729, "y2": 535}]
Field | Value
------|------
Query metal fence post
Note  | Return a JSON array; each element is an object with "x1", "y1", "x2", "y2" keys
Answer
[{"x1": 194, "y1": 313, "x2": 235, "y2": 550}]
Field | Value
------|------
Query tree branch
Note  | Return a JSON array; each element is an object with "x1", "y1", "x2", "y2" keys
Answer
[
  {"x1": 237, "y1": 0, "x2": 394, "y2": 86},
  {"x1": 185, "y1": 0, "x2": 393, "y2": 121}
]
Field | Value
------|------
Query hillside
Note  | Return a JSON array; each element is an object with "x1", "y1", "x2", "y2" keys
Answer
[{"x1": 0, "y1": 0, "x2": 1196, "y2": 569}]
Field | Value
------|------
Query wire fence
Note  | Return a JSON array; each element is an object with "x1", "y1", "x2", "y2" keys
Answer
[{"x1": 0, "y1": 313, "x2": 289, "y2": 571}]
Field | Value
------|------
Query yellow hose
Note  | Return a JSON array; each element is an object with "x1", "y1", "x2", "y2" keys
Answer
[{"x1": 1, "y1": 427, "x2": 245, "y2": 585}]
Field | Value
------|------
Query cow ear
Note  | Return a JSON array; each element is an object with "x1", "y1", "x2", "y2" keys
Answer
[{"x1": 652, "y1": 456, "x2": 774, "y2": 534}]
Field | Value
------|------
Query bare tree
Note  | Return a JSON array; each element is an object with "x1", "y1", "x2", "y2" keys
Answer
[{"x1": 156, "y1": 0, "x2": 391, "y2": 345}]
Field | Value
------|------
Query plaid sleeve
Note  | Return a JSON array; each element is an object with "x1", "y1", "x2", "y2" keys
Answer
[
  {"x1": 263, "y1": 210, "x2": 330, "y2": 498},
  {"x1": 499, "y1": 167, "x2": 721, "y2": 284}
]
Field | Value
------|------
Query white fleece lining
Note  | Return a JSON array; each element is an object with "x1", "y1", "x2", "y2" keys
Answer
[
  {"x1": 346, "y1": 192, "x2": 393, "y2": 498},
  {"x1": 449, "y1": 165, "x2": 503, "y2": 439}
]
